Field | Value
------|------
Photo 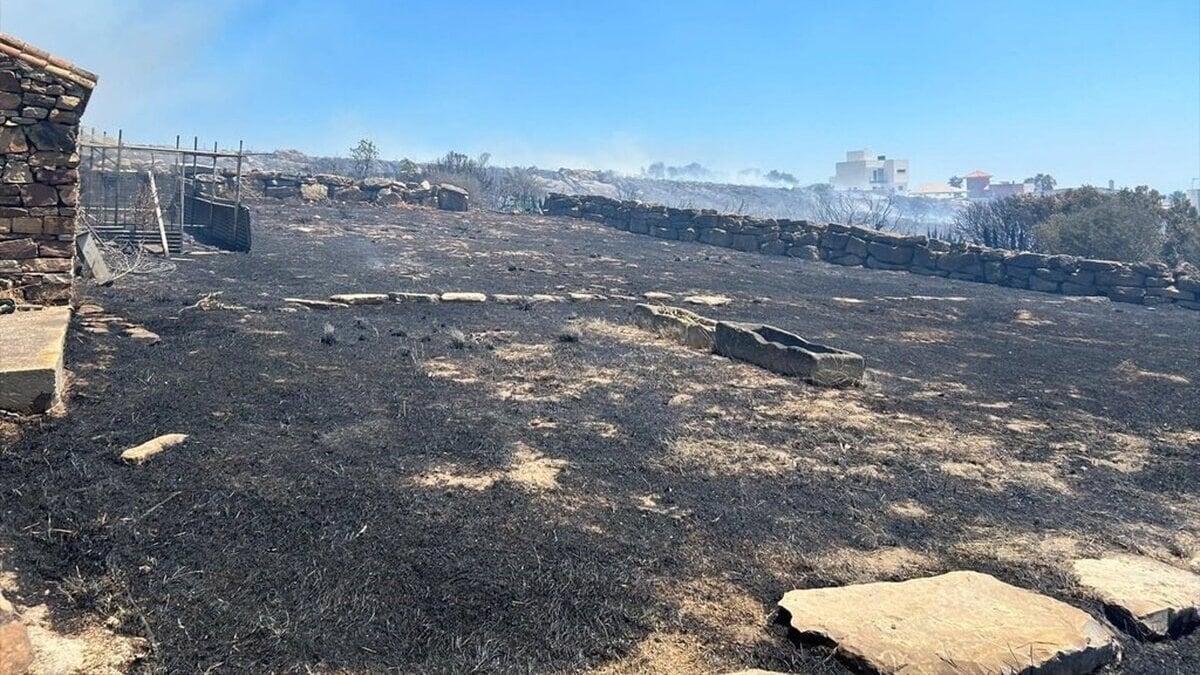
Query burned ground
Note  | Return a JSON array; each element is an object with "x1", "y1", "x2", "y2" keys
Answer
[{"x1": 2, "y1": 202, "x2": 1198, "y2": 673}]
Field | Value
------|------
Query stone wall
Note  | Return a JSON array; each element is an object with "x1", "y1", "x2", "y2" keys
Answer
[
  {"x1": 248, "y1": 171, "x2": 469, "y2": 211},
  {"x1": 543, "y1": 193, "x2": 1200, "y2": 311},
  {"x1": 0, "y1": 36, "x2": 94, "y2": 306}
]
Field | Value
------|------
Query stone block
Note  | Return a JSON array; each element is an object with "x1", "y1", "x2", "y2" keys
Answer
[
  {"x1": 714, "y1": 322, "x2": 863, "y2": 386},
  {"x1": 1074, "y1": 555, "x2": 1200, "y2": 639},
  {"x1": 759, "y1": 239, "x2": 787, "y2": 256},
  {"x1": 632, "y1": 303, "x2": 716, "y2": 351},
  {"x1": 787, "y1": 245, "x2": 821, "y2": 261},
  {"x1": 300, "y1": 183, "x2": 327, "y2": 201},
  {"x1": 1107, "y1": 286, "x2": 1145, "y2": 303},
  {"x1": 731, "y1": 233, "x2": 759, "y2": 251},
  {"x1": 866, "y1": 241, "x2": 913, "y2": 265},
  {"x1": 699, "y1": 228, "x2": 731, "y2": 247},
  {"x1": 1028, "y1": 276, "x2": 1060, "y2": 293},
  {"x1": 778, "y1": 571, "x2": 1119, "y2": 675},
  {"x1": 1094, "y1": 269, "x2": 1143, "y2": 288},
  {"x1": 0, "y1": 306, "x2": 71, "y2": 413},
  {"x1": 0, "y1": 237, "x2": 37, "y2": 258},
  {"x1": 845, "y1": 236, "x2": 869, "y2": 258}
]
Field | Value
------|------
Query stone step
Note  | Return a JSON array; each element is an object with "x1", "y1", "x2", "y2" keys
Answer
[
  {"x1": 1073, "y1": 555, "x2": 1200, "y2": 639},
  {"x1": 0, "y1": 307, "x2": 71, "y2": 414},
  {"x1": 778, "y1": 571, "x2": 1119, "y2": 674}
]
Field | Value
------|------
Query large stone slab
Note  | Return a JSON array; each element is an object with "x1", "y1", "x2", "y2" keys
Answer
[
  {"x1": 778, "y1": 571, "x2": 1119, "y2": 675},
  {"x1": 0, "y1": 307, "x2": 70, "y2": 414},
  {"x1": 632, "y1": 303, "x2": 716, "y2": 350},
  {"x1": 714, "y1": 322, "x2": 863, "y2": 386},
  {"x1": 1073, "y1": 555, "x2": 1200, "y2": 639}
]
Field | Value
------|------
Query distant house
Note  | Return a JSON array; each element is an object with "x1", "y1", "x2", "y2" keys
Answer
[
  {"x1": 962, "y1": 170, "x2": 992, "y2": 199},
  {"x1": 988, "y1": 180, "x2": 1034, "y2": 200},
  {"x1": 831, "y1": 149, "x2": 909, "y2": 192},
  {"x1": 911, "y1": 182, "x2": 967, "y2": 199}
]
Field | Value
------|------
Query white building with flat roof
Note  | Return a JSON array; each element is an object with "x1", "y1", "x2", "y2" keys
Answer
[{"x1": 831, "y1": 149, "x2": 909, "y2": 192}]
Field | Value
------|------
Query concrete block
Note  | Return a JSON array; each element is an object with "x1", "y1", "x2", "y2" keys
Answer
[
  {"x1": 0, "y1": 306, "x2": 70, "y2": 413},
  {"x1": 714, "y1": 322, "x2": 863, "y2": 386}
]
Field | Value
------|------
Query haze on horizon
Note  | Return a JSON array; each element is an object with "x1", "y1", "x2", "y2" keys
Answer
[{"x1": 2, "y1": 0, "x2": 1198, "y2": 192}]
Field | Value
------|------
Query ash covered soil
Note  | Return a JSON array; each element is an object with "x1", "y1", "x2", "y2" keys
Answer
[{"x1": 2, "y1": 201, "x2": 1199, "y2": 674}]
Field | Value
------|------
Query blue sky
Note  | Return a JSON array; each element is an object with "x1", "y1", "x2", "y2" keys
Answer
[{"x1": 4, "y1": 0, "x2": 1198, "y2": 191}]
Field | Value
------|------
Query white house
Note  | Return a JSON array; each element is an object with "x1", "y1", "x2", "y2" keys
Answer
[{"x1": 830, "y1": 149, "x2": 909, "y2": 192}]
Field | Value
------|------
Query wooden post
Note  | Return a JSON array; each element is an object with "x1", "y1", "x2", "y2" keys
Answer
[{"x1": 148, "y1": 171, "x2": 169, "y2": 255}]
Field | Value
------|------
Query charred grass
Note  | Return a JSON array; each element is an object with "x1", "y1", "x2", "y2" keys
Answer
[{"x1": 1, "y1": 202, "x2": 1198, "y2": 673}]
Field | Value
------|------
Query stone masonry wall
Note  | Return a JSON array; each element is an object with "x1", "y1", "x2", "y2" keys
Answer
[
  {"x1": 0, "y1": 38, "x2": 93, "y2": 306},
  {"x1": 543, "y1": 193, "x2": 1200, "y2": 311}
]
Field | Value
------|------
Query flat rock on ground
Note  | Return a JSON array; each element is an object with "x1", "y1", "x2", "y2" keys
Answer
[
  {"x1": 328, "y1": 293, "x2": 389, "y2": 305},
  {"x1": 683, "y1": 294, "x2": 731, "y2": 306},
  {"x1": 778, "y1": 571, "x2": 1119, "y2": 674},
  {"x1": 440, "y1": 292, "x2": 487, "y2": 303},
  {"x1": 1074, "y1": 555, "x2": 1200, "y2": 639}
]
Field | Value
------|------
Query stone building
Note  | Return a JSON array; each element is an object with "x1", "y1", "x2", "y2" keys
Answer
[{"x1": 0, "y1": 33, "x2": 95, "y2": 306}]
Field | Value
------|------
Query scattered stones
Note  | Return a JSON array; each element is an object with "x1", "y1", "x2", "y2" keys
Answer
[
  {"x1": 683, "y1": 294, "x2": 731, "y2": 307},
  {"x1": 389, "y1": 292, "x2": 439, "y2": 304},
  {"x1": 328, "y1": 293, "x2": 389, "y2": 305},
  {"x1": 632, "y1": 303, "x2": 717, "y2": 351},
  {"x1": 714, "y1": 322, "x2": 863, "y2": 386},
  {"x1": 440, "y1": 292, "x2": 487, "y2": 303},
  {"x1": 1073, "y1": 555, "x2": 1200, "y2": 639},
  {"x1": 120, "y1": 433, "x2": 188, "y2": 465},
  {"x1": 778, "y1": 571, "x2": 1119, "y2": 675},
  {"x1": 284, "y1": 297, "x2": 350, "y2": 310}
]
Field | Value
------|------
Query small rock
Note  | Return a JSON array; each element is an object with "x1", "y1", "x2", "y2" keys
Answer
[
  {"x1": 120, "y1": 433, "x2": 188, "y2": 465},
  {"x1": 388, "y1": 292, "x2": 440, "y2": 304},
  {"x1": 643, "y1": 291, "x2": 674, "y2": 300},
  {"x1": 568, "y1": 292, "x2": 606, "y2": 302},
  {"x1": 683, "y1": 294, "x2": 731, "y2": 307},
  {"x1": 124, "y1": 326, "x2": 161, "y2": 343},
  {"x1": 328, "y1": 293, "x2": 389, "y2": 305},
  {"x1": 440, "y1": 292, "x2": 487, "y2": 303},
  {"x1": 284, "y1": 298, "x2": 349, "y2": 310}
]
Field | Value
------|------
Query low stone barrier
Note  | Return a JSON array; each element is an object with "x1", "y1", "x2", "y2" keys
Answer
[
  {"x1": 714, "y1": 322, "x2": 864, "y2": 386},
  {"x1": 632, "y1": 303, "x2": 716, "y2": 350},
  {"x1": 543, "y1": 193, "x2": 1200, "y2": 311},
  {"x1": 247, "y1": 171, "x2": 470, "y2": 211}
]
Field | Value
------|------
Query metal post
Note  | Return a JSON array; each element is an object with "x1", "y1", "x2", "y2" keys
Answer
[
  {"x1": 176, "y1": 135, "x2": 184, "y2": 233},
  {"x1": 191, "y1": 136, "x2": 198, "y2": 198},
  {"x1": 233, "y1": 140, "x2": 244, "y2": 244},
  {"x1": 210, "y1": 141, "x2": 218, "y2": 227},
  {"x1": 114, "y1": 129, "x2": 123, "y2": 229},
  {"x1": 98, "y1": 146, "x2": 107, "y2": 222}
]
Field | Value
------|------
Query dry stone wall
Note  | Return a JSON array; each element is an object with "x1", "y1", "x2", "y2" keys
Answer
[
  {"x1": 543, "y1": 193, "x2": 1200, "y2": 311},
  {"x1": 249, "y1": 171, "x2": 469, "y2": 211},
  {"x1": 0, "y1": 36, "x2": 93, "y2": 306}
]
